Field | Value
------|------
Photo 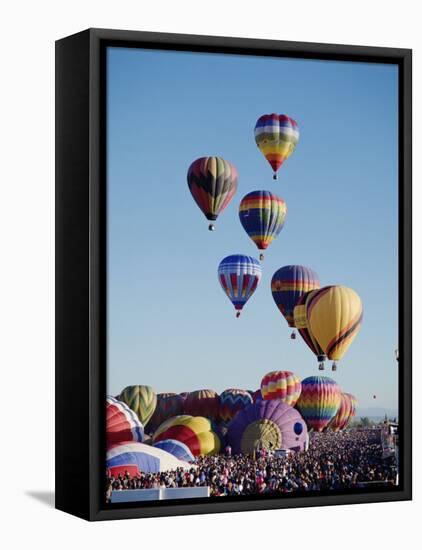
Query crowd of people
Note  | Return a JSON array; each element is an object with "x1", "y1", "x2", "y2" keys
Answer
[{"x1": 106, "y1": 429, "x2": 398, "y2": 501}]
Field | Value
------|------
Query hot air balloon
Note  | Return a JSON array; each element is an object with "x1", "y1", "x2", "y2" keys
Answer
[
  {"x1": 152, "y1": 439, "x2": 195, "y2": 462},
  {"x1": 306, "y1": 285, "x2": 363, "y2": 371},
  {"x1": 294, "y1": 291, "x2": 326, "y2": 370},
  {"x1": 153, "y1": 415, "x2": 221, "y2": 456},
  {"x1": 295, "y1": 376, "x2": 341, "y2": 432},
  {"x1": 344, "y1": 393, "x2": 358, "y2": 428},
  {"x1": 106, "y1": 396, "x2": 144, "y2": 447},
  {"x1": 328, "y1": 393, "x2": 354, "y2": 432},
  {"x1": 183, "y1": 389, "x2": 220, "y2": 420},
  {"x1": 218, "y1": 254, "x2": 262, "y2": 317},
  {"x1": 148, "y1": 393, "x2": 186, "y2": 433},
  {"x1": 117, "y1": 385, "x2": 157, "y2": 427},
  {"x1": 348, "y1": 393, "x2": 358, "y2": 416},
  {"x1": 248, "y1": 389, "x2": 263, "y2": 403},
  {"x1": 239, "y1": 191, "x2": 287, "y2": 260},
  {"x1": 260, "y1": 371, "x2": 302, "y2": 406},
  {"x1": 254, "y1": 114, "x2": 299, "y2": 180},
  {"x1": 271, "y1": 265, "x2": 320, "y2": 338},
  {"x1": 219, "y1": 389, "x2": 253, "y2": 423},
  {"x1": 107, "y1": 442, "x2": 194, "y2": 476},
  {"x1": 226, "y1": 400, "x2": 308, "y2": 454},
  {"x1": 187, "y1": 156, "x2": 238, "y2": 230}
]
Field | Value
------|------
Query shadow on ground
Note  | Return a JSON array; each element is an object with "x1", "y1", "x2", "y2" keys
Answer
[{"x1": 26, "y1": 491, "x2": 55, "y2": 508}]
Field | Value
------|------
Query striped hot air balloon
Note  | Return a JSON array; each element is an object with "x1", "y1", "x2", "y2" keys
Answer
[
  {"x1": 239, "y1": 191, "x2": 287, "y2": 260},
  {"x1": 294, "y1": 290, "x2": 326, "y2": 370},
  {"x1": 328, "y1": 392, "x2": 354, "y2": 432},
  {"x1": 345, "y1": 393, "x2": 358, "y2": 427},
  {"x1": 218, "y1": 254, "x2": 262, "y2": 317},
  {"x1": 106, "y1": 396, "x2": 144, "y2": 447},
  {"x1": 271, "y1": 265, "x2": 320, "y2": 338},
  {"x1": 219, "y1": 388, "x2": 253, "y2": 423},
  {"x1": 153, "y1": 415, "x2": 221, "y2": 456},
  {"x1": 187, "y1": 156, "x2": 238, "y2": 230},
  {"x1": 295, "y1": 376, "x2": 342, "y2": 432},
  {"x1": 117, "y1": 385, "x2": 157, "y2": 427},
  {"x1": 306, "y1": 285, "x2": 363, "y2": 371},
  {"x1": 254, "y1": 114, "x2": 300, "y2": 180},
  {"x1": 148, "y1": 393, "x2": 186, "y2": 433},
  {"x1": 107, "y1": 442, "x2": 194, "y2": 476},
  {"x1": 226, "y1": 400, "x2": 308, "y2": 454},
  {"x1": 183, "y1": 389, "x2": 220, "y2": 421},
  {"x1": 260, "y1": 371, "x2": 302, "y2": 406},
  {"x1": 152, "y1": 439, "x2": 195, "y2": 462}
]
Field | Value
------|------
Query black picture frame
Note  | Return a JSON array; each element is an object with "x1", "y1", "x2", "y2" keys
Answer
[{"x1": 55, "y1": 28, "x2": 412, "y2": 521}]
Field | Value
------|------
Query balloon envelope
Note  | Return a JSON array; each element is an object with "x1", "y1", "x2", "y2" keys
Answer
[
  {"x1": 106, "y1": 396, "x2": 144, "y2": 447},
  {"x1": 148, "y1": 393, "x2": 185, "y2": 433},
  {"x1": 107, "y1": 442, "x2": 194, "y2": 475},
  {"x1": 260, "y1": 371, "x2": 302, "y2": 406},
  {"x1": 328, "y1": 392, "x2": 354, "y2": 431},
  {"x1": 153, "y1": 439, "x2": 195, "y2": 462},
  {"x1": 295, "y1": 376, "x2": 342, "y2": 432},
  {"x1": 344, "y1": 393, "x2": 358, "y2": 428},
  {"x1": 219, "y1": 388, "x2": 253, "y2": 423},
  {"x1": 218, "y1": 254, "x2": 262, "y2": 313},
  {"x1": 294, "y1": 291, "x2": 326, "y2": 365},
  {"x1": 187, "y1": 156, "x2": 238, "y2": 222},
  {"x1": 118, "y1": 385, "x2": 157, "y2": 427},
  {"x1": 153, "y1": 415, "x2": 221, "y2": 456},
  {"x1": 227, "y1": 400, "x2": 308, "y2": 454},
  {"x1": 306, "y1": 286, "x2": 363, "y2": 361},
  {"x1": 250, "y1": 389, "x2": 263, "y2": 403},
  {"x1": 271, "y1": 265, "x2": 320, "y2": 327},
  {"x1": 239, "y1": 191, "x2": 287, "y2": 251},
  {"x1": 184, "y1": 389, "x2": 220, "y2": 420},
  {"x1": 254, "y1": 114, "x2": 299, "y2": 177}
]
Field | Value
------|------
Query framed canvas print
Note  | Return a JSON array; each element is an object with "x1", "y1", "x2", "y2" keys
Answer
[{"x1": 55, "y1": 28, "x2": 412, "y2": 521}]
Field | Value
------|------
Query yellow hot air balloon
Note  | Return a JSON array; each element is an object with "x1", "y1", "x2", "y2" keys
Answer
[
  {"x1": 306, "y1": 286, "x2": 363, "y2": 371},
  {"x1": 153, "y1": 415, "x2": 221, "y2": 456}
]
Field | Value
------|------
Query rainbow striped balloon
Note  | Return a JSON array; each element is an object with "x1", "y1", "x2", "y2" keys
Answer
[
  {"x1": 328, "y1": 392, "x2": 354, "y2": 432},
  {"x1": 345, "y1": 392, "x2": 358, "y2": 425},
  {"x1": 239, "y1": 191, "x2": 287, "y2": 254},
  {"x1": 260, "y1": 371, "x2": 302, "y2": 406},
  {"x1": 295, "y1": 376, "x2": 341, "y2": 432},
  {"x1": 254, "y1": 114, "x2": 299, "y2": 179}
]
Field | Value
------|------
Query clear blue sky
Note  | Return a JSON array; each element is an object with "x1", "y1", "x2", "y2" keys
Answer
[{"x1": 106, "y1": 47, "x2": 398, "y2": 413}]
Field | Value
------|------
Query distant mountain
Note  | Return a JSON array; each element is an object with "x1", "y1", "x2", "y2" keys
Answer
[{"x1": 356, "y1": 407, "x2": 398, "y2": 419}]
